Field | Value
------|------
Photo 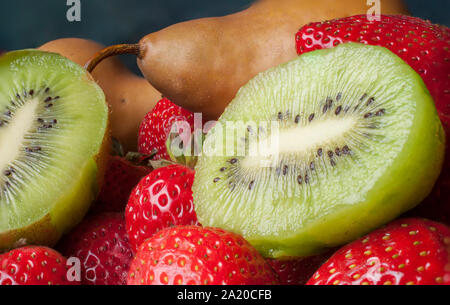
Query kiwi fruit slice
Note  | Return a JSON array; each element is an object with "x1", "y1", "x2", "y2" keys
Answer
[
  {"x1": 193, "y1": 43, "x2": 445, "y2": 259},
  {"x1": 0, "y1": 50, "x2": 109, "y2": 250}
]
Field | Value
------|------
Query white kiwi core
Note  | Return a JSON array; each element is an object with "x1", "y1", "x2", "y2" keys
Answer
[
  {"x1": 242, "y1": 117, "x2": 357, "y2": 169},
  {"x1": 0, "y1": 98, "x2": 38, "y2": 178}
]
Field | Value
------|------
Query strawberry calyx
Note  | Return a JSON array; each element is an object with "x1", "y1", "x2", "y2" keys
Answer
[{"x1": 165, "y1": 128, "x2": 205, "y2": 169}]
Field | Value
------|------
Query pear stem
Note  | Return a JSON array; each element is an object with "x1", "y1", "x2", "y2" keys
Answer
[{"x1": 85, "y1": 44, "x2": 141, "y2": 73}]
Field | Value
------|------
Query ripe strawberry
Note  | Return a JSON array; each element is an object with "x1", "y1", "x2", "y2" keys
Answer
[
  {"x1": 296, "y1": 15, "x2": 449, "y2": 116},
  {"x1": 94, "y1": 156, "x2": 152, "y2": 214},
  {"x1": 267, "y1": 251, "x2": 333, "y2": 285},
  {"x1": 138, "y1": 98, "x2": 194, "y2": 161},
  {"x1": 0, "y1": 246, "x2": 75, "y2": 285},
  {"x1": 126, "y1": 164, "x2": 198, "y2": 251},
  {"x1": 307, "y1": 218, "x2": 450, "y2": 285},
  {"x1": 407, "y1": 170, "x2": 450, "y2": 225},
  {"x1": 59, "y1": 213, "x2": 134, "y2": 285},
  {"x1": 296, "y1": 14, "x2": 450, "y2": 224},
  {"x1": 128, "y1": 226, "x2": 279, "y2": 285}
]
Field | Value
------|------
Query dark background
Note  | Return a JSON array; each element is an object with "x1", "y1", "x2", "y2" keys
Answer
[{"x1": 0, "y1": 0, "x2": 448, "y2": 72}]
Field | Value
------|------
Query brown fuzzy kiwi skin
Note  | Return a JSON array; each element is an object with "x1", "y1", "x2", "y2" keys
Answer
[
  {"x1": 39, "y1": 38, "x2": 161, "y2": 152},
  {"x1": 0, "y1": 71, "x2": 111, "y2": 253},
  {"x1": 136, "y1": 0, "x2": 409, "y2": 120},
  {"x1": 0, "y1": 215, "x2": 59, "y2": 252}
]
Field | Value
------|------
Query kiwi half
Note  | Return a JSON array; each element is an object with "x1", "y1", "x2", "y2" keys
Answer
[
  {"x1": 193, "y1": 43, "x2": 445, "y2": 259},
  {"x1": 0, "y1": 50, "x2": 109, "y2": 250}
]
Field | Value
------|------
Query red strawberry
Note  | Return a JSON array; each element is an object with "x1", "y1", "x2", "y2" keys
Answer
[
  {"x1": 126, "y1": 164, "x2": 198, "y2": 251},
  {"x1": 127, "y1": 226, "x2": 279, "y2": 285},
  {"x1": 408, "y1": 169, "x2": 450, "y2": 225},
  {"x1": 59, "y1": 213, "x2": 134, "y2": 285},
  {"x1": 296, "y1": 15, "x2": 449, "y2": 115},
  {"x1": 267, "y1": 251, "x2": 333, "y2": 285},
  {"x1": 94, "y1": 156, "x2": 152, "y2": 214},
  {"x1": 0, "y1": 246, "x2": 75, "y2": 285},
  {"x1": 307, "y1": 218, "x2": 450, "y2": 285},
  {"x1": 295, "y1": 14, "x2": 450, "y2": 224},
  {"x1": 138, "y1": 98, "x2": 194, "y2": 161}
]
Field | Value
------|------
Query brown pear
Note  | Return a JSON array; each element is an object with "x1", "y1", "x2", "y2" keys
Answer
[{"x1": 87, "y1": 0, "x2": 408, "y2": 120}]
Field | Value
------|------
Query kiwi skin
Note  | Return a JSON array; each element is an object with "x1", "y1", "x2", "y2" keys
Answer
[{"x1": 0, "y1": 51, "x2": 110, "y2": 252}]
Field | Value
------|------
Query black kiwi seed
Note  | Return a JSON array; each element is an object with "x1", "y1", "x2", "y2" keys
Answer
[
  {"x1": 360, "y1": 93, "x2": 368, "y2": 101},
  {"x1": 317, "y1": 148, "x2": 323, "y2": 157},
  {"x1": 44, "y1": 97, "x2": 52, "y2": 103},
  {"x1": 297, "y1": 175, "x2": 303, "y2": 185},
  {"x1": 330, "y1": 160, "x2": 337, "y2": 167},
  {"x1": 25, "y1": 146, "x2": 42, "y2": 153},
  {"x1": 29, "y1": 90, "x2": 34, "y2": 96},
  {"x1": 4, "y1": 170, "x2": 11, "y2": 176},
  {"x1": 278, "y1": 112, "x2": 283, "y2": 120},
  {"x1": 364, "y1": 112, "x2": 373, "y2": 119},
  {"x1": 335, "y1": 148, "x2": 342, "y2": 156},
  {"x1": 45, "y1": 103, "x2": 54, "y2": 109},
  {"x1": 323, "y1": 104, "x2": 329, "y2": 114},
  {"x1": 220, "y1": 167, "x2": 227, "y2": 172},
  {"x1": 376, "y1": 109, "x2": 386, "y2": 116},
  {"x1": 5, "y1": 110, "x2": 12, "y2": 117},
  {"x1": 283, "y1": 165, "x2": 289, "y2": 176},
  {"x1": 342, "y1": 146, "x2": 351, "y2": 155},
  {"x1": 336, "y1": 93, "x2": 342, "y2": 101},
  {"x1": 213, "y1": 178, "x2": 221, "y2": 183},
  {"x1": 367, "y1": 97, "x2": 375, "y2": 106},
  {"x1": 308, "y1": 113, "x2": 315, "y2": 122},
  {"x1": 335, "y1": 106, "x2": 342, "y2": 115},
  {"x1": 295, "y1": 115, "x2": 301, "y2": 124},
  {"x1": 328, "y1": 151, "x2": 334, "y2": 158},
  {"x1": 230, "y1": 158, "x2": 238, "y2": 165},
  {"x1": 45, "y1": 87, "x2": 50, "y2": 93},
  {"x1": 326, "y1": 98, "x2": 333, "y2": 108},
  {"x1": 310, "y1": 162, "x2": 315, "y2": 171},
  {"x1": 37, "y1": 118, "x2": 44, "y2": 123},
  {"x1": 249, "y1": 181, "x2": 255, "y2": 190}
]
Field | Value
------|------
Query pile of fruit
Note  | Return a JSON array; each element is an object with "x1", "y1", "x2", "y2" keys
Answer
[{"x1": 0, "y1": 0, "x2": 449, "y2": 285}]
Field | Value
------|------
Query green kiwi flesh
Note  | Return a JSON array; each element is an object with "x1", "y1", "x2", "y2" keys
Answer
[
  {"x1": 193, "y1": 43, "x2": 445, "y2": 259},
  {"x1": 0, "y1": 50, "x2": 108, "y2": 250}
]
